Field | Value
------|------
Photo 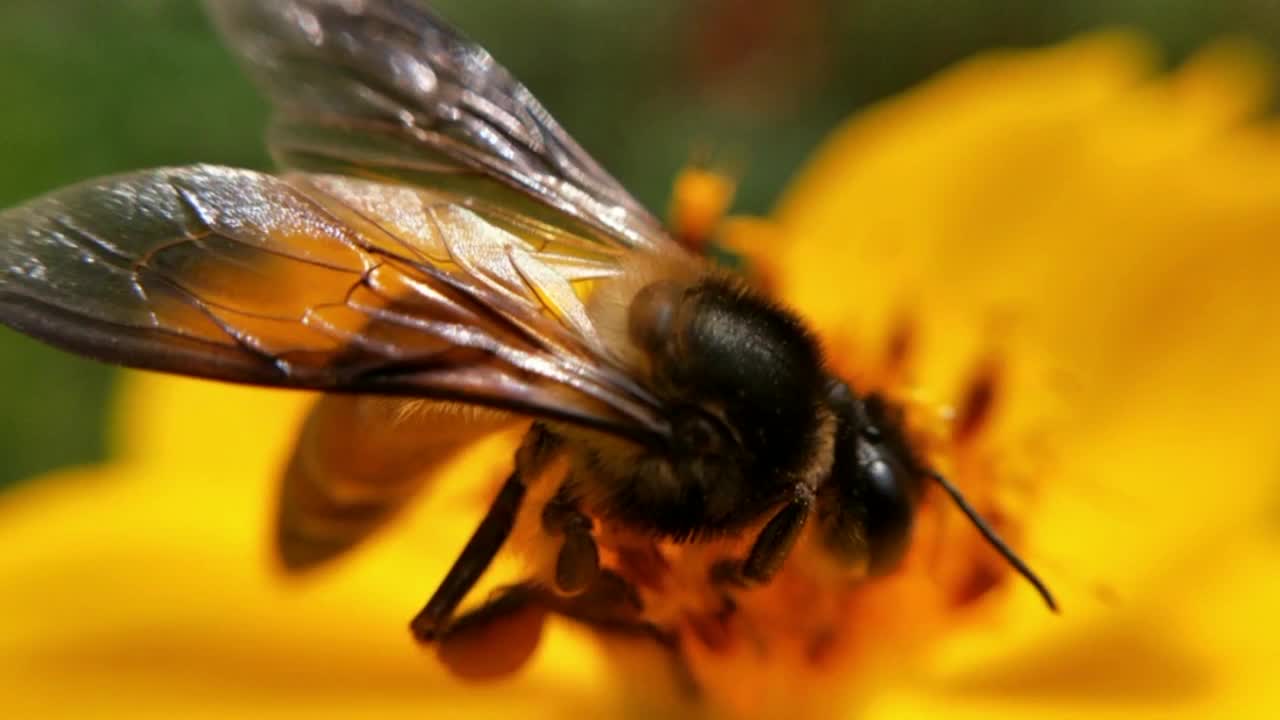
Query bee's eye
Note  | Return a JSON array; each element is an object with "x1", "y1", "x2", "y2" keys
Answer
[
  {"x1": 861, "y1": 452, "x2": 915, "y2": 575},
  {"x1": 628, "y1": 280, "x2": 683, "y2": 353}
]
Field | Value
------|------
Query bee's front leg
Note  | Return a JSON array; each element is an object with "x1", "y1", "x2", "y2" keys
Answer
[{"x1": 711, "y1": 486, "x2": 815, "y2": 587}]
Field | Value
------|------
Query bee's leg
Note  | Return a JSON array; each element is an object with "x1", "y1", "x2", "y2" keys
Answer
[
  {"x1": 552, "y1": 571, "x2": 698, "y2": 698},
  {"x1": 437, "y1": 571, "x2": 648, "y2": 654},
  {"x1": 551, "y1": 568, "x2": 645, "y2": 628},
  {"x1": 409, "y1": 424, "x2": 560, "y2": 642},
  {"x1": 432, "y1": 581, "x2": 551, "y2": 680},
  {"x1": 442, "y1": 570, "x2": 648, "y2": 643},
  {"x1": 711, "y1": 486, "x2": 815, "y2": 586},
  {"x1": 541, "y1": 485, "x2": 600, "y2": 596},
  {"x1": 436, "y1": 570, "x2": 696, "y2": 695}
]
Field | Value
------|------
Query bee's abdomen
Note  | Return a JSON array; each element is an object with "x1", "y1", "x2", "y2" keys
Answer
[{"x1": 276, "y1": 395, "x2": 512, "y2": 570}]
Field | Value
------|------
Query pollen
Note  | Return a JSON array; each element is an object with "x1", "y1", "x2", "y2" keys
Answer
[{"x1": 669, "y1": 165, "x2": 738, "y2": 251}]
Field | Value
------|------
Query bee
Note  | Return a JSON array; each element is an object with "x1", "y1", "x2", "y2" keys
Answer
[{"x1": 0, "y1": 0, "x2": 1054, "y2": 666}]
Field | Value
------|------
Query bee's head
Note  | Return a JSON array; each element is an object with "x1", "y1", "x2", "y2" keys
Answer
[
  {"x1": 620, "y1": 277, "x2": 831, "y2": 535},
  {"x1": 817, "y1": 386, "x2": 924, "y2": 575}
]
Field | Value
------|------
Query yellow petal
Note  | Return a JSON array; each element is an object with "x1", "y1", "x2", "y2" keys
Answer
[
  {"x1": 753, "y1": 30, "x2": 1280, "y2": 713},
  {"x1": 774, "y1": 32, "x2": 1280, "y2": 405},
  {"x1": 0, "y1": 373, "x2": 631, "y2": 718},
  {"x1": 107, "y1": 373, "x2": 312, "y2": 479},
  {"x1": 864, "y1": 502, "x2": 1280, "y2": 718}
]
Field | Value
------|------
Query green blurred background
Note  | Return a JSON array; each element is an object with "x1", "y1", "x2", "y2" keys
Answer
[{"x1": 0, "y1": 0, "x2": 1277, "y2": 488}]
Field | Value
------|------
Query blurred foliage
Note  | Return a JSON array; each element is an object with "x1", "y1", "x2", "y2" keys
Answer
[{"x1": 1, "y1": 0, "x2": 1278, "y2": 488}]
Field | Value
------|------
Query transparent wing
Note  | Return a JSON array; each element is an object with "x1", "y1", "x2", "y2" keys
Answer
[
  {"x1": 204, "y1": 0, "x2": 675, "y2": 252},
  {"x1": 0, "y1": 165, "x2": 667, "y2": 443}
]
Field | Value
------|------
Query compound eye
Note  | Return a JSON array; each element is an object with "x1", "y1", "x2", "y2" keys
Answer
[
  {"x1": 628, "y1": 280, "x2": 684, "y2": 354},
  {"x1": 862, "y1": 454, "x2": 915, "y2": 575}
]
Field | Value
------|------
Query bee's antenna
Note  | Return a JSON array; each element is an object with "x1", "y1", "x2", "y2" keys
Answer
[{"x1": 928, "y1": 470, "x2": 1059, "y2": 613}]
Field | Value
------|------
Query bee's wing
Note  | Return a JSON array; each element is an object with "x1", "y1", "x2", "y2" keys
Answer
[
  {"x1": 0, "y1": 165, "x2": 668, "y2": 443},
  {"x1": 203, "y1": 0, "x2": 674, "y2": 252}
]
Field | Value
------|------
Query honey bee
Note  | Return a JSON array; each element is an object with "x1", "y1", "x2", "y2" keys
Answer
[{"x1": 0, "y1": 0, "x2": 1054, "y2": 662}]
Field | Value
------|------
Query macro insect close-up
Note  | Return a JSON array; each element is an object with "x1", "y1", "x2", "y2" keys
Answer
[{"x1": 4, "y1": 1, "x2": 1280, "y2": 719}]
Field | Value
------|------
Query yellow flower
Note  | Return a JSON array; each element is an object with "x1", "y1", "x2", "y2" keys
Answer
[{"x1": 4, "y1": 31, "x2": 1280, "y2": 719}]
